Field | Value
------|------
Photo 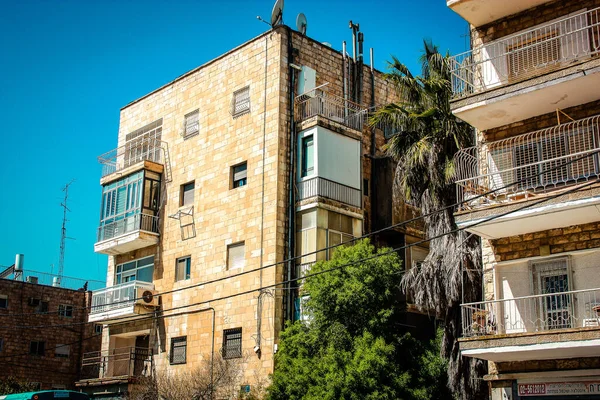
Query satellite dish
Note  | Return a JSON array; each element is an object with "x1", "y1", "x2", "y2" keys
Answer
[
  {"x1": 296, "y1": 13, "x2": 307, "y2": 35},
  {"x1": 271, "y1": 0, "x2": 284, "y2": 26}
]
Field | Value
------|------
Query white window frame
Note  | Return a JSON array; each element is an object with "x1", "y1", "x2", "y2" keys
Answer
[
  {"x1": 181, "y1": 181, "x2": 195, "y2": 207},
  {"x1": 176, "y1": 256, "x2": 192, "y2": 282},
  {"x1": 58, "y1": 304, "x2": 73, "y2": 318},
  {"x1": 231, "y1": 162, "x2": 248, "y2": 189}
]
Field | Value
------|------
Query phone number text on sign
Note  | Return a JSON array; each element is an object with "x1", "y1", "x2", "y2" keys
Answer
[{"x1": 519, "y1": 382, "x2": 600, "y2": 396}]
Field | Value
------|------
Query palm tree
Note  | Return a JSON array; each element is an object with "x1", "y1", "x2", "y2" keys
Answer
[{"x1": 370, "y1": 41, "x2": 487, "y2": 399}]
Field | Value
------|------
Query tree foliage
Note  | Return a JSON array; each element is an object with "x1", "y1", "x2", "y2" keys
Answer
[
  {"x1": 267, "y1": 239, "x2": 452, "y2": 400},
  {"x1": 369, "y1": 41, "x2": 486, "y2": 398},
  {"x1": 0, "y1": 376, "x2": 38, "y2": 395}
]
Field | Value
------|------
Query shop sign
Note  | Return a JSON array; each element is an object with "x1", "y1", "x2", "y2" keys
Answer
[{"x1": 518, "y1": 381, "x2": 600, "y2": 396}]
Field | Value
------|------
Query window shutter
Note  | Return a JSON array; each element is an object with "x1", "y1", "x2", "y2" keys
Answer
[
  {"x1": 233, "y1": 164, "x2": 247, "y2": 182},
  {"x1": 228, "y1": 243, "x2": 245, "y2": 269},
  {"x1": 184, "y1": 110, "x2": 199, "y2": 138},
  {"x1": 231, "y1": 87, "x2": 250, "y2": 116}
]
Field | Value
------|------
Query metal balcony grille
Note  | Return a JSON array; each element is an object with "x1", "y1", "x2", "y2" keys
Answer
[
  {"x1": 461, "y1": 287, "x2": 600, "y2": 338},
  {"x1": 98, "y1": 135, "x2": 166, "y2": 178},
  {"x1": 89, "y1": 281, "x2": 154, "y2": 315},
  {"x1": 297, "y1": 176, "x2": 361, "y2": 208},
  {"x1": 295, "y1": 88, "x2": 366, "y2": 132},
  {"x1": 81, "y1": 346, "x2": 153, "y2": 379},
  {"x1": 454, "y1": 114, "x2": 600, "y2": 210},
  {"x1": 449, "y1": 8, "x2": 600, "y2": 98},
  {"x1": 97, "y1": 213, "x2": 159, "y2": 242}
]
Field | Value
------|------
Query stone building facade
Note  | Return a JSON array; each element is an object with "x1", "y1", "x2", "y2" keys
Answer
[
  {"x1": 0, "y1": 275, "x2": 100, "y2": 390},
  {"x1": 448, "y1": 0, "x2": 600, "y2": 398},
  {"x1": 77, "y1": 24, "x2": 431, "y2": 398}
]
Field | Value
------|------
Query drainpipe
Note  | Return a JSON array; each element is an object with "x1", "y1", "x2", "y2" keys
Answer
[
  {"x1": 342, "y1": 41, "x2": 348, "y2": 119},
  {"x1": 358, "y1": 32, "x2": 364, "y2": 106},
  {"x1": 285, "y1": 26, "x2": 296, "y2": 322},
  {"x1": 370, "y1": 48, "x2": 376, "y2": 157}
]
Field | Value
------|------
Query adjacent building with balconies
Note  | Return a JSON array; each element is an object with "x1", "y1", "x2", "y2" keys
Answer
[
  {"x1": 448, "y1": 0, "x2": 600, "y2": 398},
  {"x1": 77, "y1": 23, "x2": 433, "y2": 398}
]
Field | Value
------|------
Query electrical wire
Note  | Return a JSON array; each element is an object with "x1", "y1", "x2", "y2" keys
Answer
[
  {"x1": 3, "y1": 149, "x2": 598, "y2": 319},
  {"x1": 2, "y1": 176, "x2": 598, "y2": 332}
]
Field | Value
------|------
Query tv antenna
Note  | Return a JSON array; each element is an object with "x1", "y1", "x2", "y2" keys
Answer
[
  {"x1": 57, "y1": 179, "x2": 75, "y2": 287},
  {"x1": 296, "y1": 13, "x2": 307, "y2": 35}
]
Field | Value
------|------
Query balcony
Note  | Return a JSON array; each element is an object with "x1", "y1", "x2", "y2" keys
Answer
[
  {"x1": 95, "y1": 212, "x2": 160, "y2": 255},
  {"x1": 88, "y1": 281, "x2": 156, "y2": 323},
  {"x1": 79, "y1": 347, "x2": 153, "y2": 381},
  {"x1": 449, "y1": 8, "x2": 600, "y2": 130},
  {"x1": 298, "y1": 176, "x2": 361, "y2": 208},
  {"x1": 295, "y1": 89, "x2": 366, "y2": 132},
  {"x1": 460, "y1": 288, "x2": 600, "y2": 362},
  {"x1": 99, "y1": 135, "x2": 167, "y2": 183},
  {"x1": 447, "y1": 0, "x2": 553, "y2": 28},
  {"x1": 454, "y1": 114, "x2": 600, "y2": 238}
]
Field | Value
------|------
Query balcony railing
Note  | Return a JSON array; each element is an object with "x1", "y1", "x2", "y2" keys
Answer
[
  {"x1": 99, "y1": 136, "x2": 165, "y2": 178},
  {"x1": 295, "y1": 89, "x2": 366, "y2": 131},
  {"x1": 298, "y1": 176, "x2": 362, "y2": 208},
  {"x1": 454, "y1": 115, "x2": 600, "y2": 211},
  {"x1": 80, "y1": 346, "x2": 153, "y2": 380},
  {"x1": 462, "y1": 287, "x2": 600, "y2": 338},
  {"x1": 90, "y1": 281, "x2": 154, "y2": 316},
  {"x1": 97, "y1": 213, "x2": 159, "y2": 242},
  {"x1": 450, "y1": 8, "x2": 600, "y2": 98}
]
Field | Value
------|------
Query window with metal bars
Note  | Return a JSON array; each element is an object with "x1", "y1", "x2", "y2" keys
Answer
[
  {"x1": 222, "y1": 328, "x2": 242, "y2": 359},
  {"x1": 531, "y1": 257, "x2": 572, "y2": 330},
  {"x1": 170, "y1": 336, "x2": 187, "y2": 365},
  {"x1": 184, "y1": 110, "x2": 199, "y2": 139},
  {"x1": 231, "y1": 86, "x2": 250, "y2": 117}
]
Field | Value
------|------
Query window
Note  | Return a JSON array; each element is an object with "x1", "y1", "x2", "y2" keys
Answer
[
  {"x1": 55, "y1": 344, "x2": 70, "y2": 358},
  {"x1": 363, "y1": 179, "x2": 369, "y2": 196},
  {"x1": 231, "y1": 86, "x2": 250, "y2": 117},
  {"x1": 170, "y1": 336, "x2": 187, "y2": 365},
  {"x1": 180, "y1": 181, "x2": 195, "y2": 207},
  {"x1": 222, "y1": 328, "x2": 242, "y2": 359},
  {"x1": 184, "y1": 109, "x2": 199, "y2": 139},
  {"x1": 58, "y1": 305, "x2": 73, "y2": 318},
  {"x1": 30, "y1": 341, "x2": 45, "y2": 356},
  {"x1": 123, "y1": 119, "x2": 163, "y2": 168},
  {"x1": 294, "y1": 295, "x2": 310, "y2": 322},
  {"x1": 0, "y1": 295, "x2": 7, "y2": 309},
  {"x1": 115, "y1": 256, "x2": 154, "y2": 284},
  {"x1": 94, "y1": 325, "x2": 103, "y2": 335},
  {"x1": 327, "y1": 212, "x2": 354, "y2": 259},
  {"x1": 0, "y1": 338, "x2": 3, "y2": 352},
  {"x1": 531, "y1": 257, "x2": 571, "y2": 330},
  {"x1": 227, "y1": 242, "x2": 245, "y2": 270},
  {"x1": 37, "y1": 301, "x2": 49, "y2": 313},
  {"x1": 176, "y1": 256, "x2": 191, "y2": 281},
  {"x1": 300, "y1": 135, "x2": 314, "y2": 177},
  {"x1": 231, "y1": 162, "x2": 248, "y2": 189}
]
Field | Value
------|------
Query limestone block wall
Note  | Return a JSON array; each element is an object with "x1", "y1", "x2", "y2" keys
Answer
[{"x1": 0, "y1": 280, "x2": 100, "y2": 389}]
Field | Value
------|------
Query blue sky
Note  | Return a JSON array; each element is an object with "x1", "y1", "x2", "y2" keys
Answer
[{"x1": 0, "y1": 0, "x2": 468, "y2": 284}]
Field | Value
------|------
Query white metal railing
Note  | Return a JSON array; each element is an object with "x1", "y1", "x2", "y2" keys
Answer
[
  {"x1": 81, "y1": 346, "x2": 153, "y2": 379},
  {"x1": 98, "y1": 135, "x2": 165, "y2": 177},
  {"x1": 450, "y1": 8, "x2": 600, "y2": 98},
  {"x1": 462, "y1": 287, "x2": 600, "y2": 338},
  {"x1": 298, "y1": 176, "x2": 362, "y2": 207},
  {"x1": 295, "y1": 88, "x2": 366, "y2": 131},
  {"x1": 454, "y1": 115, "x2": 600, "y2": 211},
  {"x1": 89, "y1": 281, "x2": 154, "y2": 315},
  {"x1": 296, "y1": 262, "x2": 316, "y2": 280},
  {"x1": 97, "y1": 213, "x2": 159, "y2": 242}
]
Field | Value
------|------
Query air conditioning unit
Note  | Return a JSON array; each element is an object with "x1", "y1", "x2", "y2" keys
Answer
[
  {"x1": 26, "y1": 276, "x2": 39, "y2": 284},
  {"x1": 28, "y1": 297, "x2": 41, "y2": 307},
  {"x1": 135, "y1": 288, "x2": 159, "y2": 307}
]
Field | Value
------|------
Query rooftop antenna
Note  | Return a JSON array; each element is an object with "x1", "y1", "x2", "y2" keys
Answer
[
  {"x1": 271, "y1": 0, "x2": 284, "y2": 26},
  {"x1": 57, "y1": 180, "x2": 75, "y2": 287},
  {"x1": 296, "y1": 13, "x2": 307, "y2": 35}
]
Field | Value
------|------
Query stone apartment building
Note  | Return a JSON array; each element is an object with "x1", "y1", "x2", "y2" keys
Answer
[
  {"x1": 0, "y1": 255, "x2": 101, "y2": 391},
  {"x1": 448, "y1": 0, "x2": 600, "y2": 398},
  {"x1": 76, "y1": 22, "x2": 433, "y2": 398}
]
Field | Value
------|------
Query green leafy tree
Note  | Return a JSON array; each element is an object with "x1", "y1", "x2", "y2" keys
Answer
[
  {"x1": 369, "y1": 41, "x2": 486, "y2": 398},
  {"x1": 267, "y1": 239, "x2": 452, "y2": 400}
]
